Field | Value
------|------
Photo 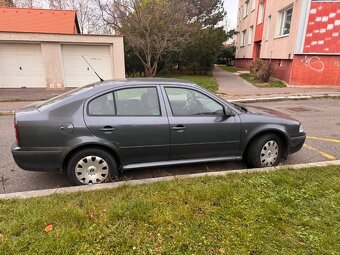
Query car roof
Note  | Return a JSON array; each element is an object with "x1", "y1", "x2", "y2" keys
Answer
[{"x1": 98, "y1": 78, "x2": 198, "y2": 87}]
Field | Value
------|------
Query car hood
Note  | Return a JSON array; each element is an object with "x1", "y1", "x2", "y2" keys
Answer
[{"x1": 242, "y1": 105, "x2": 297, "y2": 121}]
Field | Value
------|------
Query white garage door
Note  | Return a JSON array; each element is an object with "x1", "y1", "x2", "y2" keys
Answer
[
  {"x1": 0, "y1": 44, "x2": 46, "y2": 88},
  {"x1": 62, "y1": 45, "x2": 112, "y2": 87}
]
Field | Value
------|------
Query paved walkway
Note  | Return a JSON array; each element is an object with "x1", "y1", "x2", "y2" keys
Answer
[
  {"x1": 0, "y1": 88, "x2": 72, "y2": 102},
  {"x1": 213, "y1": 66, "x2": 340, "y2": 99}
]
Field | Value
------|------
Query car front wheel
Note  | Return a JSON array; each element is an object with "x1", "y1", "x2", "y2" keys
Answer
[
  {"x1": 246, "y1": 134, "x2": 283, "y2": 168},
  {"x1": 67, "y1": 148, "x2": 118, "y2": 186}
]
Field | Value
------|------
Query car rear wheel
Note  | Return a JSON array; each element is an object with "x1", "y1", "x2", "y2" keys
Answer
[
  {"x1": 67, "y1": 148, "x2": 118, "y2": 186},
  {"x1": 246, "y1": 134, "x2": 282, "y2": 168}
]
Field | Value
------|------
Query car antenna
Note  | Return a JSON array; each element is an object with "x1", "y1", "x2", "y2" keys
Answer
[{"x1": 82, "y1": 55, "x2": 104, "y2": 82}]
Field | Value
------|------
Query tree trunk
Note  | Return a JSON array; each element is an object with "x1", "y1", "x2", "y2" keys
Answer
[{"x1": 143, "y1": 63, "x2": 157, "y2": 77}]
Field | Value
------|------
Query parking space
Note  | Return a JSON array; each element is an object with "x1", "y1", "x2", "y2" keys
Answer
[
  {"x1": 249, "y1": 99, "x2": 340, "y2": 163},
  {"x1": 0, "y1": 98, "x2": 339, "y2": 194}
]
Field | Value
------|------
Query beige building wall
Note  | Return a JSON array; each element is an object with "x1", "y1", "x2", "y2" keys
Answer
[
  {"x1": 0, "y1": 32, "x2": 125, "y2": 88},
  {"x1": 236, "y1": 0, "x2": 258, "y2": 59},
  {"x1": 260, "y1": 0, "x2": 303, "y2": 60}
]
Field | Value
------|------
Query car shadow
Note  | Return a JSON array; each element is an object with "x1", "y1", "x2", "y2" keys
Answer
[{"x1": 119, "y1": 161, "x2": 246, "y2": 181}]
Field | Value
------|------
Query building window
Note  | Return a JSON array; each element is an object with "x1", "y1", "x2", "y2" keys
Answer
[
  {"x1": 248, "y1": 26, "x2": 253, "y2": 45},
  {"x1": 251, "y1": 0, "x2": 256, "y2": 11},
  {"x1": 279, "y1": 6, "x2": 293, "y2": 36},
  {"x1": 265, "y1": 15, "x2": 271, "y2": 41},
  {"x1": 243, "y1": 1, "x2": 249, "y2": 18},
  {"x1": 241, "y1": 30, "x2": 247, "y2": 46},
  {"x1": 257, "y1": 2, "x2": 264, "y2": 24}
]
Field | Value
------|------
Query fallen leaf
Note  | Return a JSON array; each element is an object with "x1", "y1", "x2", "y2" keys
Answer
[
  {"x1": 219, "y1": 248, "x2": 225, "y2": 254},
  {"x1": 44, "y1": 224, "x2": 53, "y2": 233},
  {"x1": 87, "y1": 212, "x2": 94, "y2": 221}
]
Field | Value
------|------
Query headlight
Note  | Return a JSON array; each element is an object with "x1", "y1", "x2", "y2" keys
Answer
[{"x1": 299, "y1": 125, "x2": 304, "y2": 133}]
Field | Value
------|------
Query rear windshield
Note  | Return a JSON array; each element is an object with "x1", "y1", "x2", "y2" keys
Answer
[{"x1": 37, "y1": 83, "x2": 98, "y2": 109}]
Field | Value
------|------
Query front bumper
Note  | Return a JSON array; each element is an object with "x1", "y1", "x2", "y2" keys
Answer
[
  {"x1": 289, "y1": 133, "x2": 306, "y2": 154},
  {"x1": 11, "y1": 143, "x2": 63, "y2": 172}
]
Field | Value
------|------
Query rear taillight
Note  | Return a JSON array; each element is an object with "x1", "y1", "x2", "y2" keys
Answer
[{"x1": 14, "y1": 117, "x2": 19, "y2": 145}]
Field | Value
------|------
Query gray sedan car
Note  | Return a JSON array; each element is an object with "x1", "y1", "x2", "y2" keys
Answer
[{"x1": 12, "y1": 78, "x2": 306, "y2": 185}]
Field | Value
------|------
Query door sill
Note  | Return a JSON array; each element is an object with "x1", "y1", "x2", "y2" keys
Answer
[{"x1": 123, "y1": 156, "x2": 242, "y2": 170}]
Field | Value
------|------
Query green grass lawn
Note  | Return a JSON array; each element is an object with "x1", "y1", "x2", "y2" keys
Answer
[
  {"x1": 217, "y1": 65, "x2": 243, "y2": 73},
  {"x1": 1, "y1": 166, "x2": 339, "y2": 254},
  {"x1": 162, "y1": 75, "x2": 219, "y2": 92},
  {"x1": 240, "y1": 73, "x2": 286, "y2": 88}
]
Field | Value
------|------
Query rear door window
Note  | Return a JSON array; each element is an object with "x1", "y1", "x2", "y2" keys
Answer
[{"x1": 88, "y1": 87, "x2": 161, "y2": 116}]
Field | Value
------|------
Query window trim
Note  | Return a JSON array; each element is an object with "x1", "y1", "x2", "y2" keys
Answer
[
  {"x1": 248, "y1": 25, "x2": 254, "y2": 45},
  {"x1": 257, "y1": 2, "x2": 264, "y2": 25},
  {"x1": 265, "y1": 15, "x2": 271, "y2": 41},
  {"x1": 278, "y1": 5, "x2": 293, "y2": 36},
  {"x1": 241, "y1": 29, "x2": 247, "y2": 47},
  {"x1": 251, "y1": 0, "x2": 256, "y2": 12},
  {"x1": 243, "y1": 0, "x2": 249, "y2": 18},
  {"x1": 86, "y1": 86, "x2": 163, "y2": 117},
  {"x1": 163, "y1": 86, "x2": 225, "y2": 117}
]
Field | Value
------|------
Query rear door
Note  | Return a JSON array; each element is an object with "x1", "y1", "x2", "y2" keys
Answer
[
  {"x1": 162, "y1": 86, "x2": 241, "y2": 160},
  {"x1": 84, "y1": 85, "x2": 170, "y2": 165}
]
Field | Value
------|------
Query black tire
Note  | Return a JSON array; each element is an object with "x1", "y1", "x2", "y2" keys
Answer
[
  {"x1": 67, "y1": 148, "x2": 118, "y2": 186},
  {"x1": 246, "y1": 134, "x2": 283, "y2": 168}
]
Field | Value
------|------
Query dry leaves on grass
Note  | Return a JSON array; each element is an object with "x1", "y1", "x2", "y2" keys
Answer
[{"x1": 44, "y1": 224, "x2": 53, "y2": 233}]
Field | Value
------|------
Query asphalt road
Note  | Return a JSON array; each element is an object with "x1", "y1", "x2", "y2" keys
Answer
[{"x1": 1, "y1": 98, "x2": 339, "y2": 194}]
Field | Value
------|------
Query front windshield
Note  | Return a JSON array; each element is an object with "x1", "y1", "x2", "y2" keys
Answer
[{"x1": 37, "y1": 82, "x2": 99, "y2": 109}]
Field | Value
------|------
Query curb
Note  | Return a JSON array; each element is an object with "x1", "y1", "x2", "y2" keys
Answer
[
  {"x1": 1, "y1": 159, "x2": 339, "y2": 200},
  {"x1": 227, "y1": 94, "x2": 340, "y2": 103}
]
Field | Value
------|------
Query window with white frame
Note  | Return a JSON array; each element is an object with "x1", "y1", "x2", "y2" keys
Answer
[
  {"x1": 248, "y1": 26, "x2": 253, "y2": 45},
  {"x1": 279, "y1": 6, "x2": 293, "y2": 36},
  {"x1": 265, "y1": 15, "x2": 271, "y2": 40},
  {"x1": 243, "y1": 1, "x2": 249, "y2": 18},
  {"x1": 257, "y1": 2, "x2": 264, "y2": 24},
  {"x1": 251, "y1": 0, "x2": 256, "y2": 11},
  {"x1": 241, "y1": 30, "x2": 247, "y2": 46}
]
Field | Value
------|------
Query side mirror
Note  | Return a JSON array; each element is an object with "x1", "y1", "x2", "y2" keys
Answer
[{"x1": 224, "y1": 106, "x2": 235, "y2": 117}]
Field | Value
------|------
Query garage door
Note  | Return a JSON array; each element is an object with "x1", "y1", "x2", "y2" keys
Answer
[
  {"x1": 0, "y1": 44, "x2": 46, "y2": 88},
  {"x1": 62, "y1": 45, "x2": 112, "y2": 87}
]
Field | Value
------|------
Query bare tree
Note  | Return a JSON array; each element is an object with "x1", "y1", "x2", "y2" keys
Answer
[
  {"x1": 48, "y1": 0, "x2": 105, "y2": 34},
  {"x1": 0, "y1": 0, "x2": 14, "y2": 6},
  {"x1": 48, "y1": 0, "x2": 67, "y2": 9},
  {"x1": 13, "y1": 0, "x2": 41, "y2": 8},
  {"x1": 96, "y1": 0, "x2": 191, "y2": 76}
]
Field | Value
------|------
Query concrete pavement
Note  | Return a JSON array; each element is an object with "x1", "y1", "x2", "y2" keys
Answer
[{"x1": 213, "y1": 66, "x2": 340, "y2": 100}]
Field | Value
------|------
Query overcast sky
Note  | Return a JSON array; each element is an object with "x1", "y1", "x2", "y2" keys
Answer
[{"x1": 224, "y1": 0, "x2": 238, "y2": 29}]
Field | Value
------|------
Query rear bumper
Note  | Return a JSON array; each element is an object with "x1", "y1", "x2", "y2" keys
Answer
[
  {"x1": 11, "y1": 143, "x2": 62, "y2": 172},
  {"x1": 289, "y1": 133, "x2": 306, "y2": 154}
]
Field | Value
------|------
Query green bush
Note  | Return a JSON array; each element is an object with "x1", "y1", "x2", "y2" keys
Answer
[{"x1": 250, "y1": 59, "x2": 274, "y2": 82}]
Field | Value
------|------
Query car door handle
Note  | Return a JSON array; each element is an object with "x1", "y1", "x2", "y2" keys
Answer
[
  {"x1": 172, "y1": 125, "x2": 186, "y2": 131},
  {"x1": 99, "y1": 126, "x2": 115, "y2": 132}
]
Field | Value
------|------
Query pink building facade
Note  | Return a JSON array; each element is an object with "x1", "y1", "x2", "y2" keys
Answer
[{"x1": 235, "y1": 0, "x2": 340, "y2": 86}]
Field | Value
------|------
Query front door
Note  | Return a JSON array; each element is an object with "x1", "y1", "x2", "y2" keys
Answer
[
  {"x1": 163, "y1": 87, "x2": 241, "y2": 160},
  {"x1": 84, "y1": 86, "x2": 170, "y2": 165}
]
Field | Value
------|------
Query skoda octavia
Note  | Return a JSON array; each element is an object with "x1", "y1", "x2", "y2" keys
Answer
[{"x1": 12, "y1": 79, "x2": 306, "y2": 185}]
